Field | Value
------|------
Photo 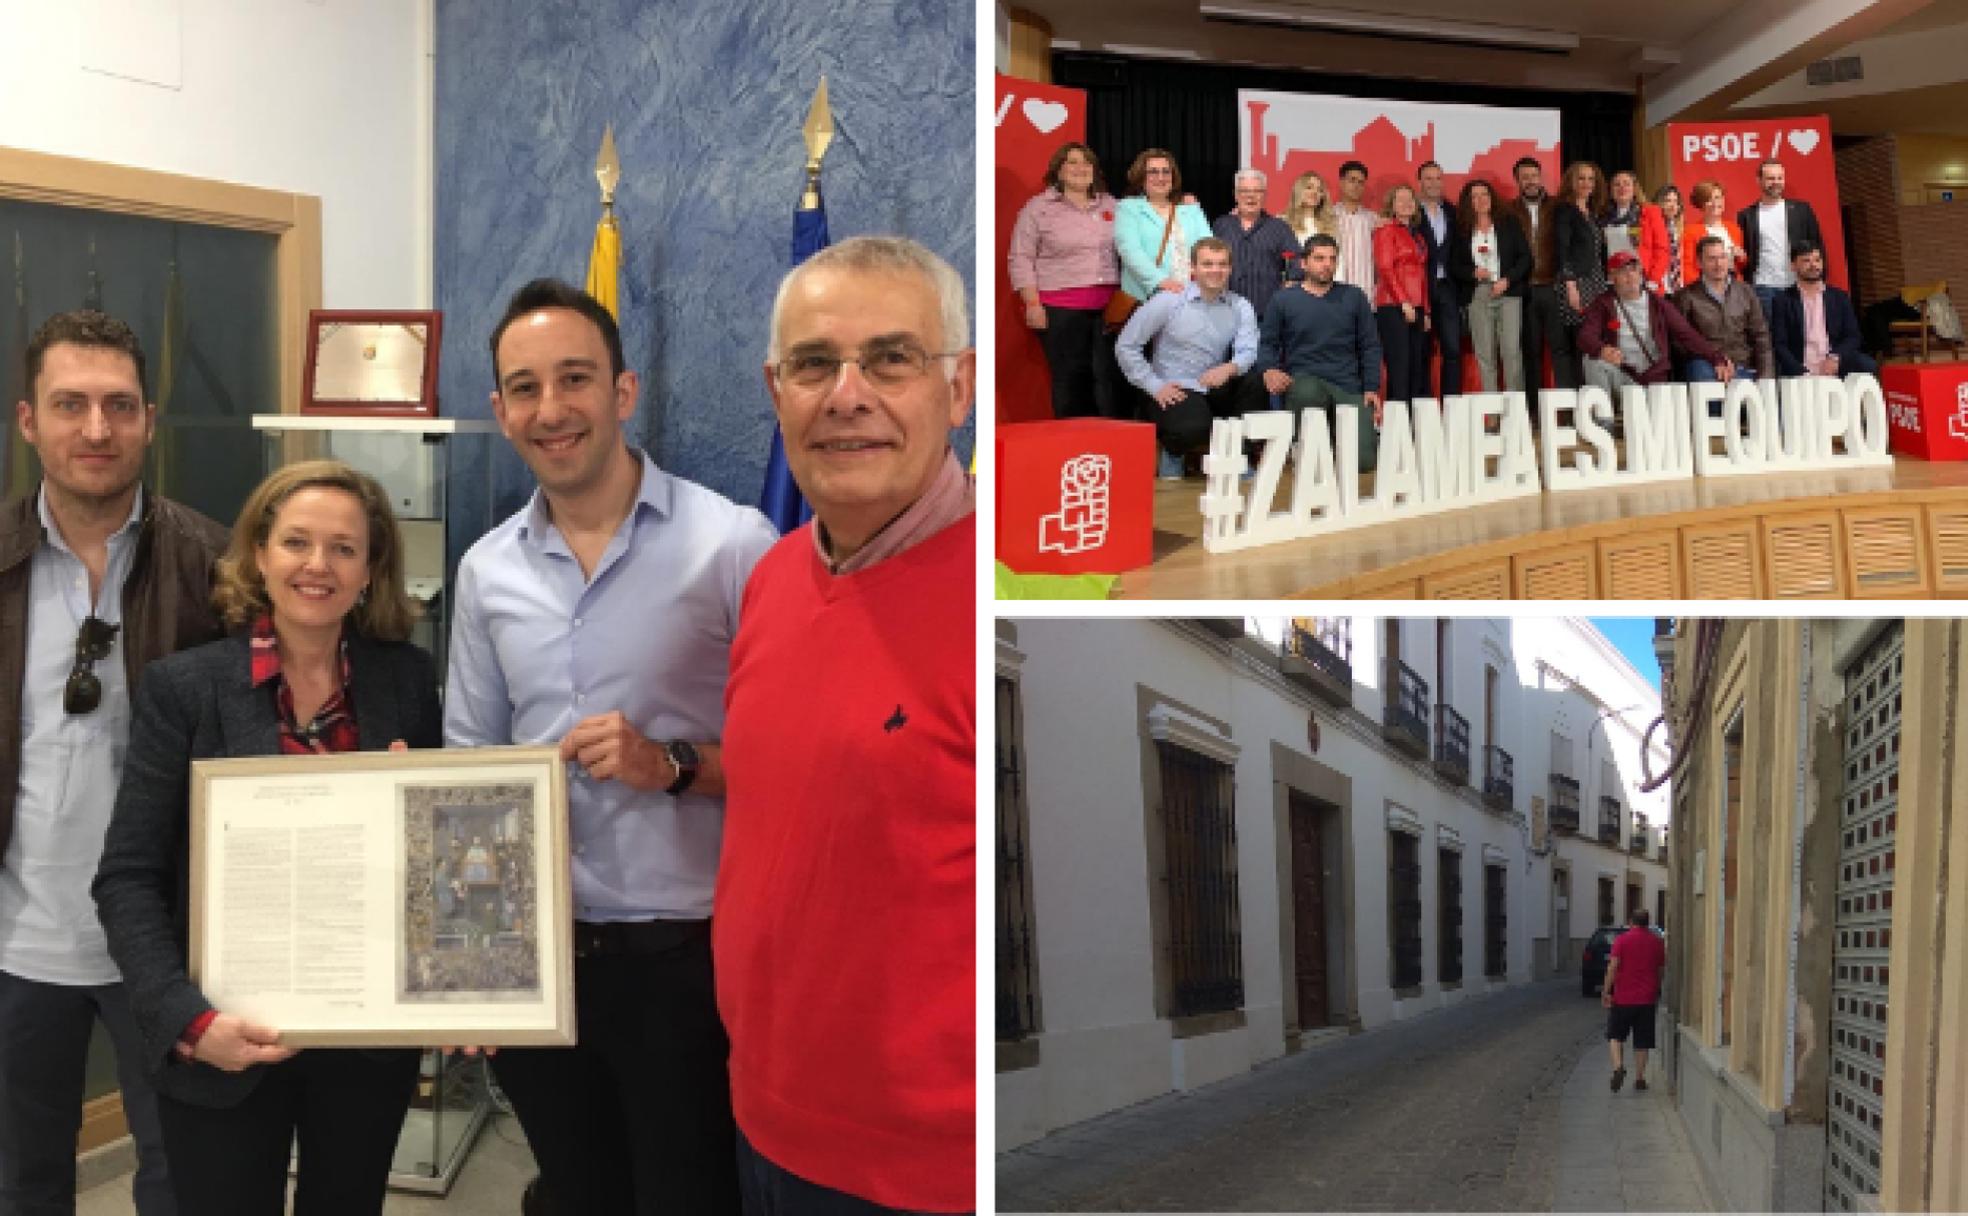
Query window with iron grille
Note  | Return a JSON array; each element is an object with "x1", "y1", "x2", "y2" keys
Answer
[
  {"x1": 1598, "y1": 876, "x2": 1616, "y2": 928},
  {"x1": 1484, "y1": 864, "x2": 1508, "y2": 978},
  {"x1": 996, "y1": 675, "x2": 1040, "y2": 1042},
  {"x1": 1158, "y1": 742, "x2": 1243, "y2": 1018},
  {"x1": 1389, "y1": 831, "x2": 1423, "y2": 989},
  {"x1": 1824, "y1": 624, "x2": 1901, "y2": 1213},
  {"x1": 1438, "y1": 848, "x2": 1462, "y2": 984}
]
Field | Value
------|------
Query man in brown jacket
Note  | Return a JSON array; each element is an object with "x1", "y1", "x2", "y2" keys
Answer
[
  {"x1": 1674, "y1": 234, "x2": 1776, "y2": 385},
  {"x1": 1508, "y1": 156, "x2": 1576, "y2": 405},
  {"x1": 0, "y1": 310, "x2": 227, "y2": 1214}
]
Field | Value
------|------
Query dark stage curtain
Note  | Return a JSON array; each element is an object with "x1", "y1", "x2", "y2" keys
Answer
[{"x1": 1055, "y1": 53, "x2": 1636, "y2": 221}]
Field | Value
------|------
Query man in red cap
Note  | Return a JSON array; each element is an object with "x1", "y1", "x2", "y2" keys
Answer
[{"x1": 1578, "y1": 251, "x2": 1722, "y2": 397}]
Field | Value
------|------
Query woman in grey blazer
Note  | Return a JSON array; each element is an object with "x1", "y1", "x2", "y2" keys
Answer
[{"x1": 94, "y1": 460, "x2": 440, "y2": 1216}]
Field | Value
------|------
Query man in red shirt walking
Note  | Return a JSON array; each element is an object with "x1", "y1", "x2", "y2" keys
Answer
[{"x1": 1602, "y1": 908, "x2": 1667, "y2": 1092}]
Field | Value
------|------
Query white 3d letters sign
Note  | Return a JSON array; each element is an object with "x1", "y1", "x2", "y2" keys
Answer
[{"x1": 1199, "y1": 374, "x2": 1891, "y2": 555}]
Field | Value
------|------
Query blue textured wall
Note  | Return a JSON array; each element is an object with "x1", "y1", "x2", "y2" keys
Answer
[{"x1": 434, "y1": 0, "x2": 975, "y2": 553}]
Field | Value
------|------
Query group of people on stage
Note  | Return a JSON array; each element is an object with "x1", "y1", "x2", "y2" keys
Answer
[
  {"x1": 1, "y1": 237, "x2": 975, "y2": 1215},
  {"x1": 1010, "y1": 143, "x2": 1876, "y2": 478}
]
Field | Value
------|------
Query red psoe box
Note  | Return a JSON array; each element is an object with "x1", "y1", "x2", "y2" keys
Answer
[
  {"x1": 996, "y1": 419, "x2": 1157, "y2": 575},
  {"x1": 1881, "y1": 361, "x2": 1968, "y2": 461}
]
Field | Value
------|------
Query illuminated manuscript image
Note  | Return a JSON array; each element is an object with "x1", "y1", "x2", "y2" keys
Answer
[{"x1": 400, "y1": 782, "x2": 541, "y2": 1001}]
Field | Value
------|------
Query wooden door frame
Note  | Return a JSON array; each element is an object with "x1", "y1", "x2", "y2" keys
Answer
[{"x1": 0, "y1": 145, "x2": 323, "y2": 415}]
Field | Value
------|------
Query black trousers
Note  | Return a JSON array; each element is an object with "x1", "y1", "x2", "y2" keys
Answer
[
  {"x1": 1037, "y1": 305, "x2": 1120, "y2": 419},
  {"x1": 1375, "y1": 306, "x2": 1432, "y2": 406},
  {"x1": 0, "y1": 969, "x2": 174, "y2": 1215},
  {"x1": 1428, "y1": 276, "x2": 1465, "y2": 395},
  {"x1": 494, "y1": 925, "x2": 739, "y2": 1216},
  {"x1": 1522, "y1": 284, "x2": 1579, "y2": 401},
  {"x1": 1139, "y1": 374, "x2": 1267, "y2": 457},
  {"x1": 155, "y1": 1048, "x2": 418, "y2": 1216},
  {"x1": 737, "y1": 1131, "x2": 965, "y2": 1216}
]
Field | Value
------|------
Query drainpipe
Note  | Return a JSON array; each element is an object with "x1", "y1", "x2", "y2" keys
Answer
[{"x1": 1783, "y1": 623, "x2": 1811, "y2": 1105}]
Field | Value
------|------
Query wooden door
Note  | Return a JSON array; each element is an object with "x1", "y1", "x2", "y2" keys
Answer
[{"x1": 1289, "y1": 793, "x2": 1330, "y2": 1029}]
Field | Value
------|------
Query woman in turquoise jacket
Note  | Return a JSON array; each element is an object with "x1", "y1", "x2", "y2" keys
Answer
[{"x1": 1113, "y1": 148, "x2": 1212, "y2": 304}]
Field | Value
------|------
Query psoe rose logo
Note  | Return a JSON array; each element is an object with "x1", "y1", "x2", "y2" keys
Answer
[{"x1": 1038, "y1": 453, "x2": 1111, "y2": 555}]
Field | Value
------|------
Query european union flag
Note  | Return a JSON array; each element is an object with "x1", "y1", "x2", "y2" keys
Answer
[{"x1": 759, "y1": 205, "x2": 829, "y2": 533}]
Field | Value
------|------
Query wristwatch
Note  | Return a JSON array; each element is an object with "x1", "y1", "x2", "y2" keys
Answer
[{"x1": 663, "y1": 740, "x2": 701, "y2": 796}]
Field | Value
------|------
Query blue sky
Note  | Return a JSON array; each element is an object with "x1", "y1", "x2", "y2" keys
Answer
[{"x1": 1587, "y1": 618, "x2": 1663, "y2": 692}]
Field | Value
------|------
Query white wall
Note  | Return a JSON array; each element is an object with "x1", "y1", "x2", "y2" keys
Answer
[{"x1": 0, "y1": 0, "x2": 433, "y2": 309}]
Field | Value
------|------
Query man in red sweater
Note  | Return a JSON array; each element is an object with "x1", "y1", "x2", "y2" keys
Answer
[
  {"x1": 717, "y1": 236, "x2": 975, "y2": 1214},
  {"x1": 1602, "y1": 908, "x2": 1668, "y2": 1092}
]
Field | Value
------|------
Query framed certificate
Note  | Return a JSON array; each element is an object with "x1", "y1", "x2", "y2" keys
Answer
[
  {"x1": 188, "y1": 747, "x2": 574, "y2": 1047},
  {"x1": 300, "y1": 310, "x2": 444, "y2": 417}
]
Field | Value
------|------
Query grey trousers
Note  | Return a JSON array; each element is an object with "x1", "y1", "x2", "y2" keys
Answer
[
  {"x1": 1466, "y1": 291, "x2": 1525, "y2": 392},
  {"x1": 0, "y1": 967, "x2": 174, "y2": 1214},
  {"x1": 1581, "y1": 356, "x2": 1641, "y2": 397}
]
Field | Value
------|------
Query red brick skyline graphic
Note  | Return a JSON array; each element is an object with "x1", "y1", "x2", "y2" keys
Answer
[{"x1": 1247, "y1": 100, "x2": 1560, "y2": 213}]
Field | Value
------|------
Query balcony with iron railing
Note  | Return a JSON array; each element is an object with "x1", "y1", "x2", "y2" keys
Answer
[
  {"x1": 1381, "y1": 658, "x2": 1430, "y2": 758},
  {"x1": 1598, "y1": 796, "x2": 1623, "y2": 846},
  {"x1": 1483, "y1": 745, "x2": 1514, "y2": 812},
  {"x1": 1479, "y1": 743, "x2": 1511, "y2": 810},
  {"x1": 1280, "y1": 622, "x2": 1353, "y2": 706},
  {"x1": 1433, "y1": 704, "x2": 1470, "y2": 785},
  {"x1": 1549, "y1": 774, "x2": 1581, "y2": 834}
]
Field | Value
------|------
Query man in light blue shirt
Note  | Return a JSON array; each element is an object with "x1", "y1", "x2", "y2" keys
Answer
[
  {"x1": 0, "y1": 311, "x2": 228, "y2": 1215},
  {"x1": 1116, "y1": 237, "x2": 1263, "y2": 479},
  {"x1": 445, "y1": 279, "x2": 775, "y2": 1216}
]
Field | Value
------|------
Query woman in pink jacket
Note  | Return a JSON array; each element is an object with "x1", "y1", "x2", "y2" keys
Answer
[{"x1": 1008, "y1": 142, "x2": 1123, "y2": 419}]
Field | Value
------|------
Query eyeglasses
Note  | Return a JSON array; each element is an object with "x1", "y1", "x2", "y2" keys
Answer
[
  {"x1": 775, "y1": 341, "x2": 962, "y2": 394},
  {"x1": 65, "y1": 616, "x2": 120, "y2": 715}
]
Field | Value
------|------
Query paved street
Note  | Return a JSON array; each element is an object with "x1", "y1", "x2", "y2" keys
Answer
[{"x1": 998, "y1": 979, "x2": 1714, "y2": 1212}]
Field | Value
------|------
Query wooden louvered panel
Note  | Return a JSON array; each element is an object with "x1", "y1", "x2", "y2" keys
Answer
[
  {"x1": 1514, "y1": 545, "x2": 1597, "y2": 600},
  {"x1": 1599, "y1": 532, "x2": 1680, "y2": 600},
  {"x1": 1354, "y1": 578, "x2": 1422, "y2": 599},
  {"x1": 1928, "y1": 507, "x2": 1968, "y2": 594},
  {"x1": 1762, "y1": 513, "x2": 1843, "y2": 599},
  {"x1": 1682, "y1": 524, "x2": 1761, "y2": 599},
  {"x1": 1842, "y1": 508, "x2": 1928, "y2": 598},
  {"x1": 1423, "y1": 562, "x2": 1510, "y2": 599}
]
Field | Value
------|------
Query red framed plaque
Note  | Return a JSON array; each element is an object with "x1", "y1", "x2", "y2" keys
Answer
[{"x1": 301, "y1": 310, "x2": 444, "y2": 417}]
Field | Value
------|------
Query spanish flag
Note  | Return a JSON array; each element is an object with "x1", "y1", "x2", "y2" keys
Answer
[{"x1": 585, "y1": 210, "x2": 620, "y2": 321}]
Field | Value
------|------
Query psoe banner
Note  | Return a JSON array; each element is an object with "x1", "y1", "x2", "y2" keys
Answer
[
  {"x1": 1668, "y1": 115, "x2": 1847, "y2": 291},
  {"x1": 996, "y1": 73, "x2": 1088, "y2": 427},
  {"x1": 1198, "y1": 375, "x2": 1892, "y2": 554},
  {"x1": 1238, "y1": 89, "x2": 1561, "y2": 216}
]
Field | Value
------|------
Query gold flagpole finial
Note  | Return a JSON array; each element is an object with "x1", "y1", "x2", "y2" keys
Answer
[
  {"x1": 595, "y1": 124, "x2": 621, "y2": 214},
  {"x1": 800, "y1": 77, "x2": 833, "y2": 209}
]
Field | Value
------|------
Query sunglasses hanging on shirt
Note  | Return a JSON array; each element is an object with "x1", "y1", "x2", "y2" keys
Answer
[{"x1": 64, "y1": 616, "x2": 120, "y2": 716}]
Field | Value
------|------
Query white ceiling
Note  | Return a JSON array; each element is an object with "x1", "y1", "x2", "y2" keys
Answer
[{"x1": 1031, "y1": 0, "x2": 1968, "y2": 107}]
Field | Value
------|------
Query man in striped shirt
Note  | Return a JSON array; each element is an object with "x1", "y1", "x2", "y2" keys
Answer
[{"x1": 1333, "y1": 160, "x2": 1379, "y2": 302}]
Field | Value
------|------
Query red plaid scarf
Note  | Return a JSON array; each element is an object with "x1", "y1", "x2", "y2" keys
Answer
[{"x1": 249, "y1": 614, "x2": 358, "y2": 754}]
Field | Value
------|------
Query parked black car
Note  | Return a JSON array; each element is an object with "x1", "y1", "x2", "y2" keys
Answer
[
  {"x1": 1581, "y1": 925, "x2": 1620, "y2": 996},
  {"x1": 1581, "y1": 923, "x2": 1665, "y2": 996}
]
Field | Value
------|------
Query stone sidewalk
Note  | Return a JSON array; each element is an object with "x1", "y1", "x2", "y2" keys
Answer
[
  {"x1": 1552, "y1": 1038, "x2": 1716, "y2": 1212},
  {"x1": 999, "y1": 979, "x2": 1605, "y2": 1212}
]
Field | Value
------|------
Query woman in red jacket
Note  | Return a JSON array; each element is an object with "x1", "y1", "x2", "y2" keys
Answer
[
  {"x1": 1606, "y1": 170, "x2": 1672, "y2": 294},
  {"x1": 1680, "y1": 179, "x2": 1748, "y2": 289},
  {"x1": 1373, "y1": 182, "x2": 1432, "y2": 406}
]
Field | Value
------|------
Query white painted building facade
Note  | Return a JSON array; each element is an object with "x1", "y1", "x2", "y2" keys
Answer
[{"x1": 995, "y1": 616, "x2": 1670, "y2": 1150}]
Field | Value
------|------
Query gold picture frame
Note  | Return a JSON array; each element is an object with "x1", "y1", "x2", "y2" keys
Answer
[{"x1": 188, "y1": 746, "x2": 574, "y2": 1047}]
